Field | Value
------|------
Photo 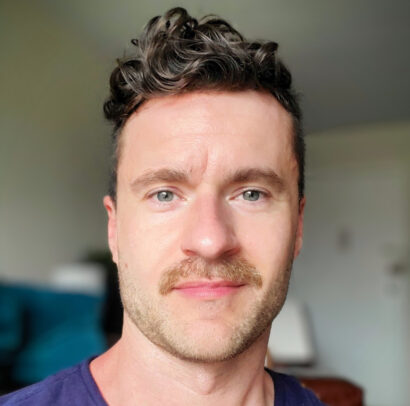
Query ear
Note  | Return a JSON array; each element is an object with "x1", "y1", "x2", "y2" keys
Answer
[
  {"x1": 103, "y1": 195, "x2": 119, "y2": 264},
  {"x1": 293, "y1": 196, "x2": 306, "y2": 258}
]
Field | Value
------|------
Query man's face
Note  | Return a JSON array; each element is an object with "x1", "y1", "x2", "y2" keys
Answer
[{"x1": 104, "y1": 90, "x2": 304, "y2": 362}]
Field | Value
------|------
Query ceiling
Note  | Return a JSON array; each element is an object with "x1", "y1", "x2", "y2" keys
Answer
[{"x1": 39, "y1": 0, "x2": 410, "y2": 133}]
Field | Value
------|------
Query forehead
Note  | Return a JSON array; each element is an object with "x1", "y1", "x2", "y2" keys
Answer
[{"x1": 118, "y1": 90, "x2": 296, "y2": 183}]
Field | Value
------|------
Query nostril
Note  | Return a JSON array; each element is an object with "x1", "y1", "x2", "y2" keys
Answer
[{"x1": 181, "y1": 226, "x2": 239, "y2": 260}]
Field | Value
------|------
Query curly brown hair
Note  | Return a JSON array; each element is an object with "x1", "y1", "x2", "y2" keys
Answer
[{"x1": 104, "y1": 7, "x2": 304, "y2": 201}]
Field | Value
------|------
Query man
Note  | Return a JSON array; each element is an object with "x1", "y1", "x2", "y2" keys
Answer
[{"x1": 1, "y1": 7, "x2": 325, "y2": 405}]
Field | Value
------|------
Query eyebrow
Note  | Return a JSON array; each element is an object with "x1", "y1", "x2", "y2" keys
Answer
[
  {"x1": 131, "y1": 168, "x2": 189, "y2": 191},
  {"x1": 229, "y1": 168, "x2": 285, "y2": 192},
  {"x1": 130, "y1": 167, "x2": 285, "y2": 193}
]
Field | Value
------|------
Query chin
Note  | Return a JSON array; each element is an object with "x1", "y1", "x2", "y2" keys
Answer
[
  {"x1": 153, "y1": 317, "x2": 270, "y2": 364},
  {"x1": 161, "y1": 337, "x2": 247, "y2": 364}
]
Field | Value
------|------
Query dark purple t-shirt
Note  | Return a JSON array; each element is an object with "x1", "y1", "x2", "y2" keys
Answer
[{"x1": 0, "y1": 358, "x2": 325, "y2": 405}]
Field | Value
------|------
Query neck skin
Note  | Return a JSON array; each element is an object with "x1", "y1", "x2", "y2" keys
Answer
[{"x1": 90, "y1": 313, "x2": 274, "y2": 406}]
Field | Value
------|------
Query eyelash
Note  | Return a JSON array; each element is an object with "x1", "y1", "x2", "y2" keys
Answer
[
  {"x1": 148, "y1": 188, "x2": 269, "y2": 203},
  {"x1": 144, "y1": 190, "x2": 174, "y2": 207},
  {"x1": 240, "y1": 189, "x2": 268, "y2": 202}
]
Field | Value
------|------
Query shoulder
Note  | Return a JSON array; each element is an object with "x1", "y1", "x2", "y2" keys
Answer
[
  {"x1": 266, "y1": 369, "x2": 326, "y2": 406},
  {"x1": 0, "y1": 358, "x2": 103, "y2": 406}
]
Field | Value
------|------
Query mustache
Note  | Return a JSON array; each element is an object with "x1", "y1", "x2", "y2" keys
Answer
[{"x1": 159, "y1": 257, "x2": 263, "y2": 295}]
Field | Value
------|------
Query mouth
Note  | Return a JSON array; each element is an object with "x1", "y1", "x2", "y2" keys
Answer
[{"x1": 173, "y1": 280, "x2": 246, "y2": 299}]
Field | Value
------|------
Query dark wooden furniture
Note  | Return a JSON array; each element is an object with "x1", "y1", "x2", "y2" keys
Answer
[{"x1": 299, "y1": 376, "x2": 364, "y2": 406}]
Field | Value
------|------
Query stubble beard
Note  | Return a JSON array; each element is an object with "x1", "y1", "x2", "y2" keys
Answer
[{"x1": 118, "y1": 255, "x2": 293, "y2": 363}]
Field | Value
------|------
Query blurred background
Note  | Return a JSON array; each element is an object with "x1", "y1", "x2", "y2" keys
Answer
[{"x1": 0, "y1": 1, "x2": 409, "y2": 405}]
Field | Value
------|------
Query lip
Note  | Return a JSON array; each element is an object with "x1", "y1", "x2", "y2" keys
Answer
[{"x1": 173, "y1": 280, "x2": 245, "y2": 299}]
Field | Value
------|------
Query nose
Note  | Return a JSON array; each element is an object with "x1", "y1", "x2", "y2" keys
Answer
[{"x1": 180, "y1": 193, "x2": 239, "y2": 260}]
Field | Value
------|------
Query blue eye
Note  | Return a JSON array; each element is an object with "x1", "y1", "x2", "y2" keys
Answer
[
  {"x1": 156, "y1": 190, "x2": 174, "y2": 202},
  {"x1": 242, "y1": 190, "x2": 261, "y2": 201}
]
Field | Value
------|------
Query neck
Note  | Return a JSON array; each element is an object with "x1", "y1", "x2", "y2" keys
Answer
[{"x1": 90, "y1": 316, "x2": 274, "y2": 406}]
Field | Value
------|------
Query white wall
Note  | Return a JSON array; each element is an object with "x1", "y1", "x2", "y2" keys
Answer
[
  {"x1": 0, "y1": 1, "x2": 111, "y2": 282},
  {"x1": 291, "y1": 122, "x2": 410, "y2": 406}
]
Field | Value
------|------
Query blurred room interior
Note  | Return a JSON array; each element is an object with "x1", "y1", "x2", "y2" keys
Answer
[{"x1": 0, "y1": 1, "x2": 409, "y2": 405}]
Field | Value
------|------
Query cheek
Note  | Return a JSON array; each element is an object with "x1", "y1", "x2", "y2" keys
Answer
[
  {"x1": 236, "y1": 208, "x2": 296, "y2": 270},
  {"x1": 116, "y1": 206, "x2": 181, "y2": 285}
]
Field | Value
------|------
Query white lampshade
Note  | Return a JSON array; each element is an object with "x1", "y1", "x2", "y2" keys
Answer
[
  {"x1": 49, "y1": 262, "x2": 105, "y2": 296},
  {"x1": 268, "y1": 299, "x2": 315, "y2": 365}
]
